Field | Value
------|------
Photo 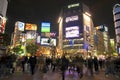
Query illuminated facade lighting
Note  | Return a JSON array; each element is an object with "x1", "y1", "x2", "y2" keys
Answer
[
  {"x1": 68, "y1": 3, "x2": 79, "y2": 8},
  {"x1": 113, "y1": 3, "x2": 120, "y2": 54},
  {"x1": 58, "y1": 17, "x2": 62, "y2": 23},
  {"x1": 58, "y1": 2, "x2": 94, "y2": 54},
  {"x1": 84, "y1": 12, "x2": 91, "y2": 17}
]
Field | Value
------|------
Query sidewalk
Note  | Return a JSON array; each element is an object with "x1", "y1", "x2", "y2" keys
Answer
[{"x1": 0, "y1": 69, "x2": 120, "y2": 80}]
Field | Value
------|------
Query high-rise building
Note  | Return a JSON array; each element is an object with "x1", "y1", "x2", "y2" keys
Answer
[
  {"x1": 95, "y1": 25, "x2": 109, "y2": 55},
  {"x1": 58, "y1": 2, "x2": 94, "y2": 55},
  {"x1": 110, "y1": 39, "x2": 116, "y2": 53},
  {"x1": 0, "y1": 0, "x2": 8, "y2": 17},
  {"x1": 0, "y1": 0, "x2": 8, "y2": 34},
  {"x1": 113, "y1": 3, "x2": 120, "y2": 54}
]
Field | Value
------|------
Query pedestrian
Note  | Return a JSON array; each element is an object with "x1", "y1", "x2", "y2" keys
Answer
[
  {"x1": 21, "y1": 56, "x2": 25, "y2": 72},
  {"x1": 105, "y1": 56, "x2": 116, "y2": 77},
  {"x1": 28, "y1": 54, "x2": 37, "y2": 75},
  {"x1": 52, "y1": 57, "x2": 56, "y2": 72},
  {"x1": 98, "y1": 58, "x2": 103, "y2": 70},
  {"x1": 87, "y1": 56, "x2": 94, "y2": 76},
  {"x1": 74, "y1": 56, "x2": 84, "y2": 78},
  {"x1": 93, "y1": 56, "x2": 99, "y2": 73},
  {"x1": 60, "y1": 55, "x2": 69, "y2": 80}
]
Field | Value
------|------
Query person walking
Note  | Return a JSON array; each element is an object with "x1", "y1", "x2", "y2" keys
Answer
[
  {"x1": 93, "y1": 56, "x2": 99, "y2": 73},
  {"x1": 87, "y1": 56, "x2": 94, "y2": 76},
  {"x1": 60, "y1": 55, "x2": 69, "y2": 80},
  {"x1": 105, "y1": 56, "x2": 116, "y2": 77},
  {"x1": 28, "y1": 54, "x2": 37, "y2": 75}
]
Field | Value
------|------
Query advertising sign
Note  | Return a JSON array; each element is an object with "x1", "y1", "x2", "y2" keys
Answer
[
  {"x1": 63, "y1": 14, "x2": 83, "y2": 39},
  {"x1": 50, "y1": 32, "x2": 56, "y2": 37},
  {"x1": 118, "y1": 48, "x2": 120, "y2": 54},
  {"x1": 41, "y1": 22, "x2": 50, "y2": 32},
  {"x1": 0, "y1": 16, "x2": 6, "y2": 34},
  {"x1": 25, "y1": 23, "x2": 37, "y2": 31},
  {"x1": 40, "y1": 38, "x2": 56, "y2": 46},
  {"x1": 17, "y1": 21, "x2": 25, "y2": 31},
  {"x1": 65, "y1": 15, "x2": 78, "y2": 23},
  {"x1": 26, "y1": 31, "x2": 37, "y2": 39},
  {"x1": 65, "y1": 26, "x2": 79, "y2": 38}
]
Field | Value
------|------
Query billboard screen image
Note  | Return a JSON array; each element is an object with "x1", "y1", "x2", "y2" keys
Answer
[
  {"x1": 40, "y1": 38, "x2": 56, "y2": 46},
  {"x1": 17, "y1": 21, "x2": 25, "y2": 31},
  {"x1": 63, "y1": 13, "x2": 83, "y2": 39},
  {"x1": 41, "y1": 22, "x2": 50, "y2": 32},
  {"x1": 25, "y1": 23, "x2": 37, "y2": 30},
  {"x1": 26, "y1": 31, "x2": 37, "y2": 39},
  {"x1": 0, "y1": 16, "x2": 6, "y2": 34},
  {"x1": 65, "y1": 26, "x2": 79, "y2": 38}
]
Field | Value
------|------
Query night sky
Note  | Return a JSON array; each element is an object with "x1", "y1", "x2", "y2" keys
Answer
[{"x1": 6, "y1": 0, "x2": 120, "y2": 38}]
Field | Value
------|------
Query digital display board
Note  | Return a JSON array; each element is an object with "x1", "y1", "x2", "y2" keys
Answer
[
  {"x1": 41, "y1": 22, "x2": 50, "y2": 32},
  {"x1": 26, "y1": 31, "x2": 37, "y2": 39},
  {"x1": 25, "y1": 23, "x2": 37, "y2": 31},
  {"x1": 65, "y1": 26, "x2": 79, "y2": 38},
  {"x1": 0, "y1": 16, "x2": 6, "y2": 34},
  {"x1": 63, "y1": 14, "x2": 83, "y2": 39},
  {"x1": 118, "y1": 48, "x2": 120, "y2": 54},
  {"x1": 17, "y1": 21, "x2": 25, "y2": 31},
  {"x1": 40, "y1": 38, "x2": 56, "y2": 46}
]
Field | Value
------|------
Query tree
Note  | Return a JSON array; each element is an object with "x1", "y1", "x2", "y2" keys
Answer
[
  {"x1": 12, "y1": 45, "x2": 23, "y2": 55},
  {"x1": 26, "y1": 43, "x2": 38, "y2": 55}
]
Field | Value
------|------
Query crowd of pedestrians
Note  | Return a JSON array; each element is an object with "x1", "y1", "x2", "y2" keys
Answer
[
  {"x1": 0, "y1": 54, "x2": 16, "y2": 77},
  {"x1": 0, "y1": 53, "x2": 120, "y2": 79}
]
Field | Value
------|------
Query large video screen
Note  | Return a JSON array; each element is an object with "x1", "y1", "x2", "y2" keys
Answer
[
  {"x1": 26, "y1": 31, "x2": 37, "y2": 39},
  {"x1": 40, "y1": 38, "x2": 56, "y2": 46},
  {"x1": 119, "y1": 48, "x2": 120, "y2": 54},
  {"x1": 63, "y1": 13, "x2": 83, "y2": 39},
  {"x1": 0, "y1": 16, "x2": 6, "y2": 34},
  {"x1": 25, "y1": 23, "x2": 37, "y2": 31},
  {"x1": 65, "y1": 26, "x2": 79, "y2": 38},
  {"x1": 17, "y1": 21, "x2": 25, "y2": 31},
  {"x1": 41, "y1": 22, "x2": 50, "y2": 32}
]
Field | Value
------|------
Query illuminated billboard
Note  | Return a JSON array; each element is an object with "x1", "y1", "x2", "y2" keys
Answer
[
  {"x1": 26, "y1": 31, "x2": 37, "y2": 39},
  {"x1": 63, "y1": 14, "x2": 83, "y2": 39},
  {"x1": 65, "y1": 26, "x2": 79, "y2": 38},
  {"x1": 40, "y1": 38, "x2": 56, "y2": 46},
  {"x1": 118, "y1": 48, "x2": 120, "y2": 54},
  {"x1": 41, "y1": 22, "x2": 50, "y2": 32},
  {"x1": 0, "y1": 16, "x2": 6, "y2": 34},
  {"x1": 25, "y1": 23, "x2": 37, "y2": 31},
  {"x1": 65, "y1": 15, "x2": 78, "y2": 23},
  {"x1": 36, "y1": 35, "x2": 40, "y2": 43},
  {"x1": 17, "y1": 21, "x2": 25, "y2": 31}
]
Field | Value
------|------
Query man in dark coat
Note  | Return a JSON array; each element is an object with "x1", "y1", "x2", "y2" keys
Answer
[
  {"x1": 60, "y1": 56, "x2": 69, "y2": 80},
  {"x1": 87, "y1": 56, "x2": 94, "y2": 76},
  {"x1": 29, "y1": 55, "x2": 37, "y2": 75},
  {"x1": 93, "y1": 56, "x2": 99, "y2": 73}
]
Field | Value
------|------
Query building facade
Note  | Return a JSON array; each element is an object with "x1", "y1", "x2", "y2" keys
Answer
[
  {"x1": 95, "y1": 25, "x2": 109, "y2": 55},
  {"x1": 0, "y1": 0, "x2": 8, "y2": 17},
  {"x1": 58, "y1": 2, "x2": 94, "y2": 55},
  {"x1": 0, "y1": 0, "x2": 8, "y2": 34},
  {"x1": 113, "y1": 4, "x2": 120, "y2": 54}
]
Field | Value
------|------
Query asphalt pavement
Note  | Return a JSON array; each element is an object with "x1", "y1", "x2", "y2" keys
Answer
[{"x1": 0, "y1": 68, "x2": 120, "y2": 80}]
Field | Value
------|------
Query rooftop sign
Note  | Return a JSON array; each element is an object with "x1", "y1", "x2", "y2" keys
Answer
[{"x1": 68, "y1": 3, "x2": 79, "y2": 8}]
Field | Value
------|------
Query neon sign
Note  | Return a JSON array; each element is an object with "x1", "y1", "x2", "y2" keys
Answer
[
  {"x1": 68, "y1": 3, "x2": 79, "y2": 8},
  {"x1": 50, "y1": 32, "x2": 56, "y2": 37}
]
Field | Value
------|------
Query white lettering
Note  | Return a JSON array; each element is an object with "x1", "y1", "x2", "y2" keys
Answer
[
  {"x1": 65, "y1": 15, "x2": 78, "y2": 23},
  {"x1": 68, "y1": 3, "x2": 79, "y2": 8}
]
